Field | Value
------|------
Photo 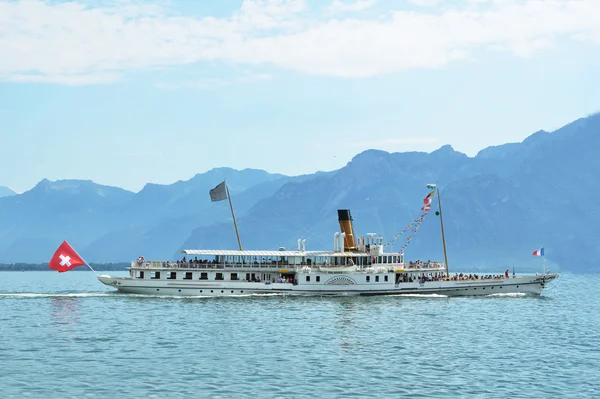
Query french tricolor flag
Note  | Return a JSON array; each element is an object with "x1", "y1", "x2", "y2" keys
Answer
[{"x1": 532, "y1": 248, "x2": 545, "y2": 256}]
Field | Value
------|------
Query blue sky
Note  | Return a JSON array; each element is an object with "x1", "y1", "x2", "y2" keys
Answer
[{"x1": 1, "y1": 0, "x2": 599, "y2": 193}]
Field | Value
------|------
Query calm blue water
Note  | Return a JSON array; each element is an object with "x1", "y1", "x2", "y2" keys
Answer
[{"x1": 0, "y1": 271, "x2": 598, "y2": 398}]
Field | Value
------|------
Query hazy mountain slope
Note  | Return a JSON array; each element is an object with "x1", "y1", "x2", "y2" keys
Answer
[
  {"x1": 0, "y1": 179, "x2": 134, "y2": 262},
  {"x1": 0, "y1": 169, "x2": 287, "y2": 263},
  {"x1": 0, "y1": 186, "x2": 15, "y2": 198},
  {"x1": 181, "y1": 147, "x2": 477, "y2": 254},
  {"x1": 83, "y1": 176, "x2": 292, "y2": 262},
  {"x1": 84, "y1": 171, "x2": 330, "y2": 262}
]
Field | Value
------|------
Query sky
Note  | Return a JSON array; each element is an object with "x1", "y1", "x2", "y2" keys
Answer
[{"x1": 1, "y1": 0, "x2": 599, "y2": 193}]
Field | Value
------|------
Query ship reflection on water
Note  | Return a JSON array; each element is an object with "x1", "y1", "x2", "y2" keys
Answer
[{"x1": 51, "y1": 296, "x2": 81, "y2": 325}]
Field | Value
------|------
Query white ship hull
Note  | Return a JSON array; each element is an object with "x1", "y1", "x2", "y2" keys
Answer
[{"x1": 98, "y1": 273, "x2": 558, "y2": 297}]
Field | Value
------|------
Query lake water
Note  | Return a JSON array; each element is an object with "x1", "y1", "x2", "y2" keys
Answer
[{"x1": 0, "y1": 271, "x2": 598, "y2": 398}]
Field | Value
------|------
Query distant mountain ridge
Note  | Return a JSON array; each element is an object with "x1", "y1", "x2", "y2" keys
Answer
[
  {"x1": 0, "y1": 186, "x2": 15, "y2": 198},
  {"x1": 0, "y1": 168, "x2": 291, "y2": 263},
  {"x1": 1, "y1": 114, "x2": 598, "y2": 272}
]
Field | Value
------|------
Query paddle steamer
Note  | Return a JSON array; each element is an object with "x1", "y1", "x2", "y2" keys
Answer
[{"x1": 98, "y1": 204, "x2": 558, "y2": 297}]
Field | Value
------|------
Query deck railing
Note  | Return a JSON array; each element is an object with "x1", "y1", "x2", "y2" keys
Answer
[{"x1": 132, "y1": 260, "x2": 446, "y2": 272}]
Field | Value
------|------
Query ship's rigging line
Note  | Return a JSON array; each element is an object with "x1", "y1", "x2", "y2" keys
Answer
[{"x1": 384, "y1": 185, "x2": 437, "y2": 253}]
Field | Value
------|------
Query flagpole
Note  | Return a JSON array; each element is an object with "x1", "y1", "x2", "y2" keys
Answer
[
  {"x1": 543, "y1": 255, "x2": 546, "y2": 275},
  {"x1": 71, "y1": 246, "x2": 98, "y2": 276},
  {"x1": 437, "y1": 187, "x2": 450, "y2": 278},
  {"x1": 225, "y1": 180, "x2": 243, "y2": 251},
  {"x1": 83, "y1": 261, "x2": 99, "y2": 276}
]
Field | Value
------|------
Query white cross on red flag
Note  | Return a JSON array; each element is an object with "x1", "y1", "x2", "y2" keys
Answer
[{"x1": 49, "y1": 241, "x2": 86, "y2": 273}]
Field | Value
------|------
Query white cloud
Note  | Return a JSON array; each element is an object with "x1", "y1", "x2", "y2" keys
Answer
[
  {"x1": 6, "y1": 73, "x2": 121, "y2": 85},
  {"x1": 329, "y1": 0, "x2": 378, "y2": 13},
  {"x1": 0, "y1": 0, "x2": 599, "y2": 84},
  {"x1": 407, "y1": 0, "x2": 443, "y2": 7},
  {"x1": 234, "y1": 0, "x2": 307, "y2": 30}
]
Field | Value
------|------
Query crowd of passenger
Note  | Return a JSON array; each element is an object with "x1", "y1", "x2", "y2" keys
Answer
[
  {"x1": 397, "y1": 270, "x2": 511, "y2": 283},
  {"x1": 175, "y1": 256, "x2": 217, "y2": 266},
  {"x1": 136, "y1": 256, "x2": 218, "y2": 268},
  {"x1": 397, "y1": 272, "x2": 446, "y2": 283},
  {"x1": 406, "y1": 260, "x2": 443, "y2": 269},
  {"x1": 447, "y1": 271, "x2": 510, "y2": 281}
]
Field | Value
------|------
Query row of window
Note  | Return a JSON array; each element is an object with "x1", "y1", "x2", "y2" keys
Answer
[
  {"x1": 374, "y1": 256, "x2": 401, "y2": 264},
  {"x1": 137, "y1": 271, "x2": 257, "y2": 281},
  {"x1": 305, "y1": 275, "x2": 389, "y2": 283}
]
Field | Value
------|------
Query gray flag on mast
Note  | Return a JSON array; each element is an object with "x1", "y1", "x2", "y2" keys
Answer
[{"x1": 210, "y1": 181, "x2": 228, "y2": 202}]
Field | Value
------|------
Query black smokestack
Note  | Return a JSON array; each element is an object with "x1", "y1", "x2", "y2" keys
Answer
[{"x1": 337, "y1": 209, "x2": 357, "y2": 251}]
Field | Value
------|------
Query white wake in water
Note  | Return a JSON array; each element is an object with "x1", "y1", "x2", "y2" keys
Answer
[
  {"x1": 0, "y1": 292, "x2": 120, "y2": 298},
  {"x1": 486, "y1": 292, "x2": 527, "y2": 297}
]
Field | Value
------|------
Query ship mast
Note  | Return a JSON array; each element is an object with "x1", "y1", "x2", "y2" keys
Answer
[
  {"x1": 225, "y1": 180, "x2": 243, "y2": 251},
  {"x1": 209, "y1": 179, "x2": 243, "y2": 250},
  {"x1": 437, "y1": 187, "x2": 449, "y2": 277}
]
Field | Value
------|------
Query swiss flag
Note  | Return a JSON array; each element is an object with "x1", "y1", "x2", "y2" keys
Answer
[{"x1": 49, "y1": 241, "x2": 86, "y2": 272}]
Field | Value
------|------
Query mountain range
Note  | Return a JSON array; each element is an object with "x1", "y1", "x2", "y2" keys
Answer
[{"x1": 1, "y1": 113, "x2": 599, "y2": 272}]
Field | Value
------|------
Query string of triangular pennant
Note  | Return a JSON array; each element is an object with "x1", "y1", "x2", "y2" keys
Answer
[{"x1": 384, "y1": 184, "x2": 437, "y2": 253}]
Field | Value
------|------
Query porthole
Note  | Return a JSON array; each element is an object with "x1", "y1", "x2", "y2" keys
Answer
[
  {"x1": 517, "y1": 286, "x2": 519, "y2": 288},
  {"x1": 474, "y1": 288, "x2": 477, "y2": 290},
  {"x1": 200, "y1": 290, "x2": 203, "y2": 293},
  {"x1": 221, "y1": 290, "x2": 224, "y2": 293},
  {"x1": 178, "y1": 289, "x2": 181, "y2": 292},
  {"x1": 211, "y1": 290, "x2": 213, "y2": 293},
  {"x1": 500, "y1": 286, "x2": 503, "y2": 289},
  {"x1": 156, "y1": 289, "x2": 160, "y2": 291},
  {"x1": 231, "y1": 290, "x2": 234, "y2": 293},
  {"x1": 241, "y1": 290, "x2": 244, "y2": 293},
  {"x1": 483, "y1": 287, "x2": 485, "y2": 290}
]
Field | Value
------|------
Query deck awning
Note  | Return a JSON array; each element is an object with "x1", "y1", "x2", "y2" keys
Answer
[{"x1": 180, "y1": 249, "x2": 370, "y2": 258}]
